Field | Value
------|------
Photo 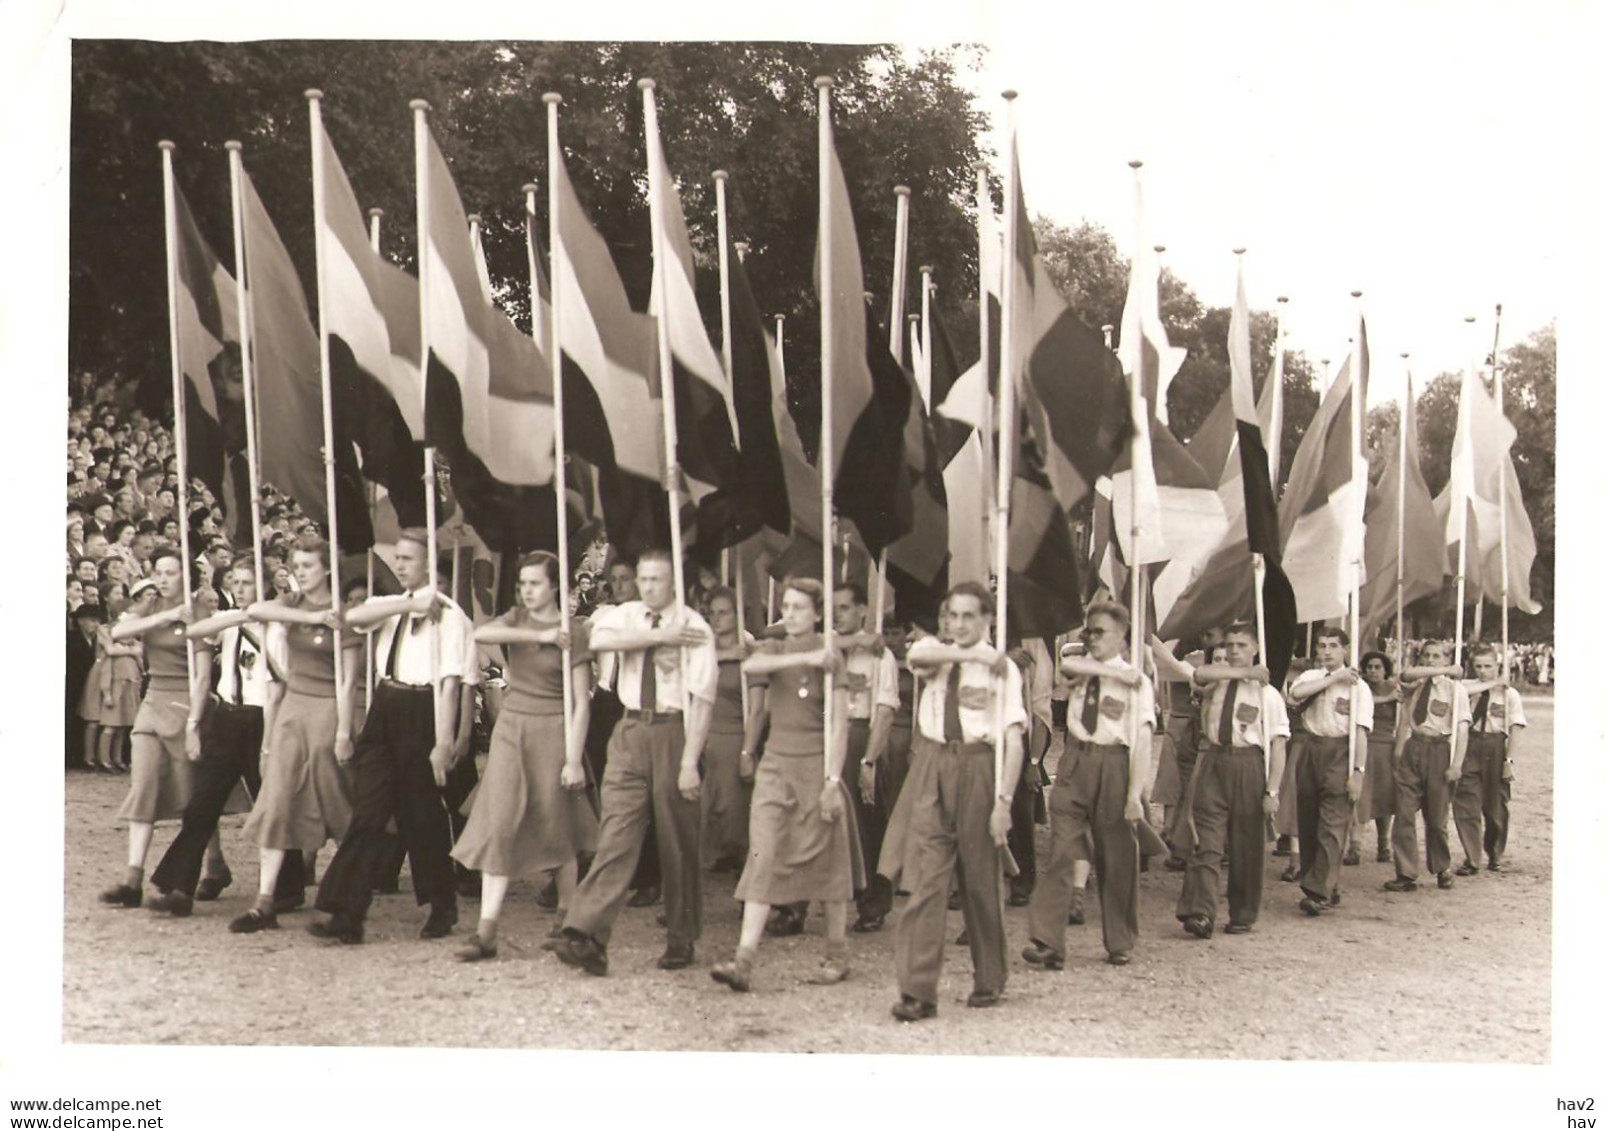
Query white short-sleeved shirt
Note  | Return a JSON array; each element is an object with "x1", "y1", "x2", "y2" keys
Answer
[
  {"x1": 1464, "y1": 682, "x2": 1526, "y2": 735},
  {"x1": 214, "y1": 623, "x2": 275, "y2": 708},
  {"x1": 368, "y1": 594, "x2": 478, "y2": 687},
  {"x1": 1199, "y1": 680, "x2": 1291, "y2": 749},
  {"x1": 1407, "y1": 675, "x2": 1470, "y2": 737},
  {"x1": 589, "y1": 603, "x2": 625, "y2": 692},
  {"x1": 1064, "y1": 657, "x2": 1156, "y2": 747},
  {"x1": 596, "y1": 601, "x2": 719, "y2": 709},
  {"x1": 1290, "y1": 668, "x2": 1375, "y2": 738},
  {"x1": 844, "y1": 647, "x2": 899, "y2": 721},
  {"x1": 911, "y1": 641, "x2": 1029, "y2": 745}
]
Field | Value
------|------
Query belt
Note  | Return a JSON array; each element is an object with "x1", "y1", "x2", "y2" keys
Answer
[
  {"x1": 932, "y1": 738, "x2": 992, "y2": 756},
  {"x1": 624, "y1": 708, "x2": 682, "y2": 724},
  {"x1": 379, "y1": 678, "x2": 432, "y2": 692},
  {"x1": 1072, "y1": 739, "x2": 1129, "y2": 755}
]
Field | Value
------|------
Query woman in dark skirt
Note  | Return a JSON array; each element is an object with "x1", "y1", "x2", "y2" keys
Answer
[
  {"x1": 452, "y1": 552, "x2": 598, "y2": 961},
  {"x1": 98, "y1": 546, "x2": 213, "y2": 908},
  {"x1": 1348, "y1": 649, "x2": 1401, "y2": 864},
  {"x1": 229, "y1": 534, "x2": 360, "y2": 933},
  {"x1": 711, "y1": 578, "x2": 863, "y2": 992}
]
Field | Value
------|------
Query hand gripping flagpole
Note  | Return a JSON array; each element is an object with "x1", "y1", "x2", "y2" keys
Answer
[
  {"x1": 364, "y1": 205, "x2": 384, "y2": 712},
  {"x1": 713, "y1": 171, "x2": 750, "y2": 722},
  {"x1": 306, "y1": 92, "x2": 348, "y2": 707},
  {"x1": 411, "y1": 98, "x2": 443, "y2": 713},
  {"x1": 157, "y1": 141, "x2": 197, "y2": 679},
  {"x1": 817, "y1": 75, "x2": 839, "y2": 786},
  {"x1": 224, "y1": 141, "x2": 267, "y2": 608}
]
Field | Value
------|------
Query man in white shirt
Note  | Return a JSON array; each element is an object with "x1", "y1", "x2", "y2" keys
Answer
[
  {"x1": 147, "y1": 559, "x2": 306, "y2": 916},
  {"x1": 1387, "y1": 640, "x2": 1471, "y2": 893},
  {"x1": 311, "y1": 529, "x2": 476, "y2": 944},
  {"x1": 1453, "y1": 645, "x2": 1526, "y2": 874},
  {"x1": 1024, "y1": 602, "x2": 1154, "y2": 970},
  {"x1": 1286, "y1": 626, "x2": 1372, "y2": 916},
  {"x1": 890, "y1": 582, "x2": 1026, "y2": 1022},
  {"x1": 555, "y1": 548, "x2": 718, "y2": 976}
]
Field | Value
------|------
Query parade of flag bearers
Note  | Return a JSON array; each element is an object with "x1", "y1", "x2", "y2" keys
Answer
[{"x1": 57, "y1": 38, "x2": 1560, "y2": 1058}]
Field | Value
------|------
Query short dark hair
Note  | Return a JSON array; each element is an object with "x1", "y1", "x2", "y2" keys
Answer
[
  {"x1": 291, "y1": 532, "x2": 332, "y2": 570},
  {"x1": 1359, "y1": 650, "x2": 1393, "y2": 678},
  {"x1": 841, "y1": 580, "x2": 868, "y2": 606},
  {"x1": 1468, "y1": 643, "x2": 1498, "y2": 664},
  {"x1": 703, "y1": 584, "x2": 736, "y2": 611},
  {"x1": 1085, "y1": 601, "x2": 1131, "y2": 631},
  {"x1": 515, "y1": 550, "x2": 561, "y2": 589},
  {"x1": 782, "y1": 576, "x2": 826, "y2": 617},
  {"x1": 635, "y1": 547, "x2": 673, "y2": 571},
  {"x1": 1222, "y1": 621, "x2": 1258, "y2": 642},
  {"x1": 1315, "y1": 626, "x2": 1349, "y2": 648},
  {"x1": 944, "y1": 580, "x2": 993, "y2": 617}
]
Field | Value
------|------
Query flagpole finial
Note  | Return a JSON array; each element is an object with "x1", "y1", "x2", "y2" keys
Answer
[
  {"x1": 1495, "y1": 302, "x2": 1503, "y2": 318},
  {"x1": 1101, "y1": 323, "x2": 1114, "y2": 334},
  {"x1": 972, "y1": 159, "x2": 989, "y2": 174},
  {"x1": 304, "y1": 88, "x2": 323, "y2": 103},
  {"x1": 467, "y1": 213, "x2": 480, "y2": 226},
  {"x1": 1154, "y1": 244, "x2": 1166, "y2": 256},
  {"x1": 1128, "y1": 159, "x2": 1144, "y2": 170},
  {"x1": 908, "y1": 313, "x2": 920, "y2": 325},
  {"x1": 1401, "y1": 351, "x2": 1410, "y2": 360},
  {"x1": 712, "y1": 169, "x2": 728, "y2": 184},
  {"x1": 1351, "y1": 290, "x2": 1363, "y2": 299},
  {"x1": 928, "y1": 283, "x2": 938, "y2": 295},
  {"x1": 814, "y1": 76, "x2": 835, "y2": 91},
  {"x1": 1464, "y1": 315, "x2": 1477, "y2": 324},
  {"x1": 519, "y1": 183, "x2": 536, "y2": 197},
  {"x1": 919, "y1": 263, "x2": 933, "y2": 276},
  {"x1": 224, "y1": 140, "x2": 242, "y2": 153},
  {"x1": 1277, "y1": 295, "x2": 1288, "y2": 304},
  {"x1": 542, "y1": 92, "x2": 562, "y2": 107},
  {"x1": 158, "y1": 140, "x2": 175, "y2": 152},
  {"x1": 409, "y1": 99, "x2": 430, "y2": 113},
  {"x1": 1001, "y1": 89, "x2": 1018, "y2": 101},
  {"x1": 894, "y1": 184, "x2": 911, "y2": 198},
  {"x1": 734, "y1": 240, "x2": 749, "y2": 255},
  {"x1": 775, "y1": 313, "x2": 785, "y2": 323},
  {"x1": 1232, "y1": 247, "x2": 1246, "y2": 256},
  {"x1": 368, "y1": 207, "x2": 383, "y2": 219}
]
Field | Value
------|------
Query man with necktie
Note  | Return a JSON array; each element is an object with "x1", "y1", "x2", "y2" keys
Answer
[
  {"x1": 1386, "y1": 640, "x2": 1471, "y2": 892},
  {"x1": 554, "y1": 548, "x2": 718, "y2": 976},
  {"x1": 890, "y1": 582, "x2": 1026, "y2": 1022},
  {"x1": 1023, "y1": 603, "x2": 1154, "y2": 970},
  {"x1": 147, "y1": 559, "x2": 305, "y2": 915},
  {"x1": 1452, "y1": 644, "x2": 1525, "y2": 875},
  {"x1": 1285, "y1": 626, "x2": 1372, "y2": 916}
]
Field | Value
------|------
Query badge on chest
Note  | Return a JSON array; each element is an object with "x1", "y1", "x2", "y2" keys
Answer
[
  {"x1": 1234, "y1": 701, "x2": 1259, "y2": 725},
  {"x1": 958, "y1": 684, "x2": 990, "y2": 712},
  {"x1": 1429, "y1": 698, "x2": 1448, "y2": 718},
  {"x1": 1099, "y1": 694, "x2": 1126, "y2": 721},
  {"x1": 1334, "y1": 695, "x2": 1350, "y2": 716}
]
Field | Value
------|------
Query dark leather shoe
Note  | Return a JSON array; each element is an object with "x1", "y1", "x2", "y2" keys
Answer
[
  {"x1": 658, "y1": 944, "x2": 695, "y2": 970},
  {"x1": 98, "y1": 883, "x2": 142, "y2": 909},
  {"x1": 851, "y1": 913, "x2": 886, "y2": 934},
  {"x1": 1328, "y1": 889, "x2": 1342, "y2": 907},
  {"x1": 1279, "y1": 865, "x2": 1300, "y2": 883},
  {"x1": 1487, "y1": 855, "x2": 1502, "y2": 872},
  {"x1": 710, "y1": 961, "x2": 751, "y2": 992},
  {"x1": 891, "y1": 995, "x2": 937, "y2": 1022},
  {"x1": 1342, "y1": 847, "x2": 1361, "y2": 867},
  {"x1": 1021, "y1": 941, "x2": 1064, "y2": 970},
  {"x1": 1181, "y1": 914, "x2": 1213, "y2": 940},
  {"x1": 1007, "y1": 890, "x2": 1032, "y2": 908},
  {"x1": 271, "y1": 891, "x2": 305, "y2": 915},
  {"x1": 1163, "y1": 855, "x2": 1188, "y2": 872},
  {"x1": 626, "y1": 885, "x2": 661, "y2": 908},
  {"x1": 195, "y1": 870, "x2": 233, "y2": 902},
  {"x1": 555, "y1": 931, "x2": 609, "y2": 976},
  {"x1": 1272, "y1": 837, "x2": 1292, "y2": 857},
  {"x1": 228, "y1": 907, "x2": 279, "y2": 934},
  {"x1": 1106, "y1": 951, "x2": 1132, "y2": 966},
  {"x1": 307, "y1": 916, "x2": 364, "y2": 944},
  {"x1": 146, "y1": 890, "x2": 193, "y2": 917},
  {"x1": 1437, "y1": 872, "x2": 1455, "y2": 890},
  {"x1": 455, "y1": 934, "x2": 498, "y2": 962},
  {"x1": 1383, "y1": 877, "x2": 1418, "y2": 893},
  {"x1": 954, "y1": 929, "x2": 969, "y2": 947},
  {"x1": 1067, "y1": 889, "x2": 1087, "y2": 926},
  {"x1": 420, "y1": 906, "x2": 458, "y2": 939},
  {"x1": 966, "y1": 989, "x2": 1003, "y2": 1009},
  {"x1": 1298, "y1": 896, "x2": 1327, "y2": 917},
  {"x1": 534, "y1": 879, "x2": 559, "y2": 910},
  {"x1": 1376, "y1": 847, "x2": 1392, "y2": 864},
  {"x1": 1223, "y1": 921, "x2": 1253, "y2": 935},
  {"x1": 1455, "y1": 862, "x2": 1478, "y2": 877}
]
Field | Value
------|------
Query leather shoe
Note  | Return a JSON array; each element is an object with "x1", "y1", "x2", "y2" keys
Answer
[
  {"x1": 98, "y1": 883, "x2": 142, "y2": 909},
  {"x1": 891, "y1": 995, "x2": 937, "y2": 1022},
  {"x1": 1279, "y1": 864, "x2": 1300, "y2": 883},
  {"x1": 1437, "y1": 872, "x2": 1455, "y2": 890},
  {"x1": 195, "y1": 871, "x2": 233, "y2": 902},
  {"x1": 626, "y1": 885, "x2": 661, "y2": 909},
  {"x1": 534, "y1": 878, "x2": 559, "y2": 910},
  {"x1": 954, "y1": 929, "x2": 969, "y2": 947},
  {"x1": 851, "y1": 913, "x2": 886, "y2": 934},
  {"x1": 555, "y1": 932, "x2": 609, "y2": 976},
  {"x1": 146, "y1": 890, "x2": 193, "y2": 917},
  {"x1": 1342, "y1": 847, "x2": 1361, "y2": 867},
  {"x1": 271, "y1": 891, "x2": 306, "y2": 915},
  {"x1": 1376, "y1": 847, "x2": 1392, "y2": 864},
  {"x1": 455, "y1": 934, "x2": 498, "y2": 962},
  {"x1": 1106, "y1": 951, "x2": 1132, "y2": 966},
  {"x1": 1382, "y1": 877, "x2": 1418, "y2": 893},
  {"x1": 1163, "y1": 855, "x2": 1188, "y2": 872},
  {"x1": 307, "y1": 916, "x2": 364, "y2": 945},
  {"x1": 658, "y1": 944, "x2": 696, "y2": 970},
  {"x1": 1181, "y1": 915, "x2": 1213, "y2": 940},
  {"x1": 1487, "y1": 855, "x2": 1502, "y2": 872},
  {"x1": 1223, "y1": 921, "x2": 1253, "y2": 935},
  {"x1": 966, "y1": 989, "x2": 1003, "y2": 1009},
  {"x1": 1455, "y1": 862, "x2": 1478, "y2": 877},
  {"x1": 710, "y1": 961, "x2": 751, "y2": 992},
  {"x1": 420, "y1": 906, "x2": 458, "y2": 939},
  {"x1": 1298, "y1": 896, "x2": 1327, "y2": 917},
  {"x1": 1067, "y1": 889, "x2": 1086, "y2": 926},
  {"x1": 1007, "y1": 890, "x2": 1032, "y2": 908},
  {"x1": 1328, "y1": 889, "x2": 1342, "y2": 908},
  {"x1": 228, "y1": 907, "x2": 279, "y2": 934},
  {"x1": 1021, "y1": 941, "x2": 1064, "y2": 970}
]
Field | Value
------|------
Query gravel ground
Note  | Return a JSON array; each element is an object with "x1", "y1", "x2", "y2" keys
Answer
[{"x1": 61, "y1": 698, "x2": 1551, "y2": 1059}]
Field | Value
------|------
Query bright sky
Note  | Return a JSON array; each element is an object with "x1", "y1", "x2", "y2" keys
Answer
[{"x1": 957, "y1": 1, "x2": 1584, "y2": 405}]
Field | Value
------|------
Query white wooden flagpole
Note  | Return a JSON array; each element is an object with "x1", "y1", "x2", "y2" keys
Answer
[
  {"x1": 713, "y1": 169, "x2": 750, "y2": 721},
  {"x1": 816, "y1": 75, "x2": 839, "y2": 784},
  {"x1": 157, "y1": 141, "x2": 197, "y2": 679},
  {"x1": 1346, "y1": 291, "x2": 1365, "y2": 775},
  {"x1": 1454, "y1": 316, "x2": 1475, "y2": 671},
  {"x1": 410, "y1": 98, "x2": 442, "y2": 709},
  {"x1": 364, "y1": 204, "x2": 383, "y2": 711},
  {"x1": 1491, "y1": 304, "x2": 1509, "y2": 680},
  {"x1": 224, "y1": 141, "x2": 267, "y2": 605},
  {"x1": 1396, "y1": 353, "x2": 1410, "y2": 660}
]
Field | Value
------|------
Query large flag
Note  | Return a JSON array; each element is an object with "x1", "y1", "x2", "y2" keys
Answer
[
  {"x1": 815, "y1": 121, "x2": 913, "y2": 558},
  {"x1": 240, "y1": 172, "x2": 370, "y2": 551},
  {"x1": 1007, "y1": 434, "x2": 1084, "y2": 640},
  {"x1": 1359, "y1": 374, "x2": 1450, "y2": 639},
  {"x1": 1226, "y1": 260, "x2": 1295, "y2": 684},
  {"x1": 1007, "y1": 150, "x2": 1131, "y2": 514},
  {"x1": 169, "y1": 185, "x2": 251, "y2": 534},
  {"x1": 314, "y1": 126, "x2": 428, "y2": 531},
  {"x1": 927, "y1": 305, "x2": 988, "y2": 587},
  {"x1": 1279, "y1": 320, "x2": 1369, "y2": 623},
  {"x1": 642, "y1": 105, "x2": 744, "y2": 543}
]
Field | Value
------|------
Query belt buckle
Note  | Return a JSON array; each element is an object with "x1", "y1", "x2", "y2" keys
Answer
[{"x1": 640, "y1": 707, "x2": 655, "y2": 725}]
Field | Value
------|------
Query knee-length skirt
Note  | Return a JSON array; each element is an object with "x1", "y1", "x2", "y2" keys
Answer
[
  {"x1": 453, "y1": 711, "x2": 599, "y2": 877},
  {"x1": 76, "y1": 659, "x2": 106, "y2": 724},
  {"x1": 700, "y1": 728, "x2": 751, "y2": 865},
  {"x1": 116, "y1": 693, "x2": 194, "y2": 823},
  {"x1": 736, "y1": 751, "x2": 865, "y2": 905},
  {"x1": 242, "y1": 691, "x2": 353, "y2": 852}
]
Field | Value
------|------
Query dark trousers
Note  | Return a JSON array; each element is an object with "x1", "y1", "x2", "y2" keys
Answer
[
  {"x1": 855, "y1": 721, "x2": 913, "y2": 918},
  {"x1": 1392, "y1": 734, "x2": 1453, "y2": 881},
  {"x1": 378, "y1": 753, "x2": 479, "y2": 890},
  {"x1": 1454, "y1": 733, "x2": 1509, "y2": 869},
  {"x1": 841, "y1": 719, "x2": 886, "y2": 917},
  {"x1": 316, "y1": 684, "x2": 456, "y2": 924},
  {"x1": 1006, "y1": 760, "x2": 1038, "y2": 895},
  {"x1": 1031, "y1": 741, "x2": 1138, "y2": 954},
  {"x1": 1161, "y1": 713, "x2": 1199, "y2": 848},
  {"x1": 1296, "y1": 734, "x2": 1353, "y2": 901},
  {"x1": 893, "y1": 740, "x2": 1007, "y2": 1003},
  {"x1": 151, "y1": 701, "x2": 304, "y2": 898},
  {"x1": 1176, "y1": 744, "x2": 1266, "y2": 928},
  {"x1": 564, "y1": 716, "x2": 701, "y2": 949}
]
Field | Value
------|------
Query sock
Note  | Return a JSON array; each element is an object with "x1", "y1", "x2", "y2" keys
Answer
[
  {"x1": 123, "y1": 866, "x2": 143, "y2": 889},
  {"x1": 823, "y1": 938, "x2": 848, "y2": 965},
  {"x1": 477, "y1": 919, "x2": 499, "y2": 947},
  {"x1": 253, "y1": 892, "x2": 276, "y2": 915},
  {"x1": 733, "y1": 945, "x2": 757, "y2": 977}
]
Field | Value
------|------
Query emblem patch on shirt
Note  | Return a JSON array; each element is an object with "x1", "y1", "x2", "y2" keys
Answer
[
  {"x1": 1490, "y1": 702, "x2": 1505, "y2": 718},
  {"x1": 239, "y1": 650, "x2": 257, "y2": 670},
  {"x1": 1235, "y1": 702, "x2": 1259, "y2": 724},
  {"x1": 1099, "y1": 695, "x2": 1126, "y2": 721},
  {"x1": 1335, "y1": 696, "x2": 1350, "y2": 716},
  {"x1": 847, "y1": 671, "x2": 870, "y2": 692},
  {"x1": 958, "y1": 685, "x2": 990, "y2": 712},
  {"x1": 1429, "y1": 699, "x2": 1448, "y2": 718}
]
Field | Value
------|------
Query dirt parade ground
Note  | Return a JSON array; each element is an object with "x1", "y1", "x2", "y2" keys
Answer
[{"x1": 60, "y1": 698, "x2": 1551, "y2": 1059}]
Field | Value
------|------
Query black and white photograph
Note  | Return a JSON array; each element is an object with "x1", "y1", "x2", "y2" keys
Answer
[{"x1": 4, "y1": 0, "x2": 1599, "y2": 1126}]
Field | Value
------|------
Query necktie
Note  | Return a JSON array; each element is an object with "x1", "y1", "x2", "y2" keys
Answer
[
  {"x1": 231, "y1": 630, "x2": 245, "y2": 706},
  {"x1": 1080, "y1": 675, "x2": 1101, "y2": 736},
  {"x1": 1413, "y1": 680, "x2": 1432, "y2": 725},
  {"x1": 1218, "y1": 680, "x2": 1238, "y2": 747},
  {"x1": 942, "y1": 661, "x2": 964, "y2": 742},
  {"x1": 1472, "y1": 689, "x2": 1491, "y2": 732},
  {"x1": 640, "y1": 613, "x2": 661, "y2": 712},
  {"x1": 387, "y1": 614, "x2": 406, "y2": 680}
]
